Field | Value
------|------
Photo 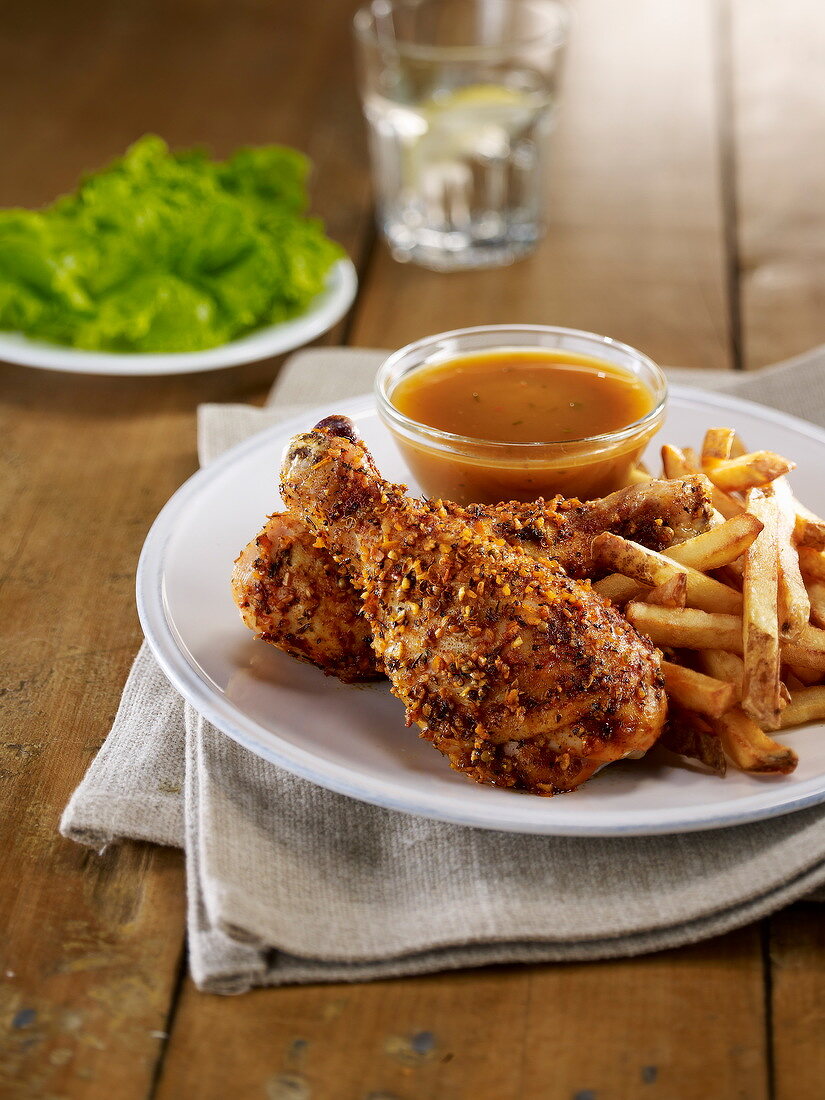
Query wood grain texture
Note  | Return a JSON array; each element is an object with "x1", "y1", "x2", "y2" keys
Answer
[
  {"x1": 351, "y1": 0, "x2": 732, "y2": 370},
  {"x1": 156, "y1": 930, "x2": 767, "y2": 1100},
  {"x1": 0, "y1": 366, "x2": 193, "y2": 1097},
  {"x1": 0, "y1": 1, "x2": 370, "y2": 1096},
  {"x1": 731, "y1": 0, "x2": 825, "y2": 367},
  {"x1": 2, "y1": 0, "x2": 821, "y2": 1097},
  {"x1": 769, "y1": 904, "x2": 825, "y2": 1100}
]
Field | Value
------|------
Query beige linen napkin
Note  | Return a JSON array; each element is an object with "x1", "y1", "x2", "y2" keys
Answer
[{"x1": 61, "y1": 345, "x2": 825, "y2": 994}]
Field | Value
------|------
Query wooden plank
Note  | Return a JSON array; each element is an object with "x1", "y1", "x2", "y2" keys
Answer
[
  {"x1": 769, "y1": 904, "x2": 825, "y2": 1100},
  {"x1": 0, "y1": 372, "x2": 195, "y2": 1099},
  {"x1": 156, "y1": 931, "x2": 767, "y2": 1100},
  {"x1": 0, "y1": 0, "x2": 371, "y2": 1095},
  {"x1": 0, "y1": 846, "x2": 185, "y2": 1098},
  {"x1": 350, "y1": 0, "x2": 732, "y2": 370},
  {"x1": 731, "y1": 0, "x2": 825, "y2": 368}
]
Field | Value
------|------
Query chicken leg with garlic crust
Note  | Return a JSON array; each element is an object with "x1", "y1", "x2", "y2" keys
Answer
[
  {"x1": 233, "y1": 434, "x2": 711, "y2": 682},
  {"x1": 276, "y1": 416, "x2": 667, "y2": 793},
  {"x1": 232, "y1": 510, "x2": 380, "y2": 683}
]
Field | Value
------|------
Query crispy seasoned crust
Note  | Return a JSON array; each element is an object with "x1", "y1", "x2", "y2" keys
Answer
[
  {"x1": 231, "y1": 512, "x2": 380, "y2": 682},
  {"x1": 277, "y1": 421, "x2": 668, "y2": 793},
  {"x1": 473, "y1": 474, "x2": 713, "y2": 578}
]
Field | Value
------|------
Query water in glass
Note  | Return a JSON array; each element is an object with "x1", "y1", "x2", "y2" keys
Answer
[
  {"x1": 355, "y1": 0, "x2": 568, "y2": 271},
  {"x1": 364, "y1": 74, "x2": 554, "y2": 269}
]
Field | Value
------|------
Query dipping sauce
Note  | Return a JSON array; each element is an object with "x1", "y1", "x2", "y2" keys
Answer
[
  {"x1": 385, "y1": 347, "x2": 663, "y2": 504},
  {"x1": 392, "y1": 350, "x2": 654, "y2": 444}
]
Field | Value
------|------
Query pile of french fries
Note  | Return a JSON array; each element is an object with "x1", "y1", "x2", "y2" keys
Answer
[{"x1": 592, "y1": 428, "x2": 825, "y2": 776}]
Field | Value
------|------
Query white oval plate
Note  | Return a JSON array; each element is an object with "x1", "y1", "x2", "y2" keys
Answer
[
  {"x1": 0, "y1": 258, "x2": 357, "y2": 376},
  {"x1": 138, "y1": 386, "x2": 825, "y2": 835}
]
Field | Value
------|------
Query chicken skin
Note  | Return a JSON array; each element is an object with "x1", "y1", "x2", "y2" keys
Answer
[
  {"x1": 231, "y1": 511, "x2": 380, "y2": 683},
  {"x1": 233, "y1": 464, "x2": 711, "y2": 681},
  {"x1": 474, "y1": 475, "x2": 712, "y2": 579},
  {"x1": 278, "y1": 416, "x2": 667, "y2": 793}
]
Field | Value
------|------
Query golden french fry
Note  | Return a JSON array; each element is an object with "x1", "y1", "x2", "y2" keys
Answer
[
  {"x1": 626, "y1": 604, "x2": 744, "y2": 651},
  {"x1": 781, "y1": 624, "x2": 825, "y2": 671},
  {"x1": 660, "y1": 444, "x2": 696, "y2": 481},
  {"x1": 661, "y1": 660, "x2": 736, "y2": 718},
  {"x1": 659, "y1": 704, "x2": 726, "y2": 775},
  {"x1": 664, "y1": 513, "x2": 763, "y2": 571},
  {"x1": 807, "y1": 580, "x2": 825, "y2": 629},
  {"x1": 785, "y1": 661, "x2": 824, "y2": 684},
  {"x1": 794, "y1": 501, "x2": 825, "y2": 550},
  {"x1": 711, "y1": 495, "x2": 746, "y2": 521},
  {"x1": 779, "y1": 686, "x2": 825, "y2": 728},
  {"x1": 701, "y1": 427, "x2": 735, "y2": 464},
  {"x1": 771, "y1": 478, "x2": 811, "y2": 636},
  {"x1": 704, "y1": 451, "x2": 796, "y2": 492},
  {"x1": 592, "y1": 533, "x2": 678, "y2": 587},
  {"x1": 661, "y1": 445, "x2": 744, "y2": 519},
  {"x1": 638, "y1": 428, "x2": 825, "y2": 773},
  {"x1": 789, "y1": 623, "x2": 825, "y2": 653},
  {"x1": 741, "y1": 491, "x2": 782, "y2": 729},
  {"x1": 780, "y1": 624, "x2": 825, "y2": 670},
  {"x1": 676, "y1": 569, "x2": 742, "y2": 615},
  {"x1": 592, "y1": 573, "x2": 646, "y2": 605},
  {"x1": 795, "y1": 516, "x2": 825, "y2": 550},
  {"x1": 712, "y1": 707, "x2": 798, "y2": 774},
  {"x1": 624, "y1": 465, "x2": 653, "y2": 486},
  {"x1": 624, "y1": 459, "x2": 651, "y2": 486},
  {"x1": 700, "y1": 650, "x2": 788, "y2": 706},
  {"x1": 729, "y1": 433, "x2": 748, "y2": 458},
  {"x1": 645, "y1": 574, "x2": 687, "y2": 608},
  {"x1": 781, "y1": 642, "x2": 825, "y2": 672},
  {"x1": 592, "y1": 533, "x2": 742, "y2": 615},
  {"x1": 715, "y1": 559, "x2": 744, "y2": 587},
  {"x1": 698, "y1": 649, "x2": 744, "y2": 703},
  {"x1": 626, "y1": 603, "x2": 825, "y2": 671},
  {"x1": 798, "y1": 546, "x2": 825, "y2": 584}
]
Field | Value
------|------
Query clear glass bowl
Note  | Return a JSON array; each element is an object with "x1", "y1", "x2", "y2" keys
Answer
[{"x1": 375, "y1": 324, "x2": 667, "y2": 504}]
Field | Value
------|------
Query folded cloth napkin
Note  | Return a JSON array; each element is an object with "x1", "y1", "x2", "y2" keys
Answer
[{"x1": 61, "y1": 345, "x2": 825, "y2": 994}]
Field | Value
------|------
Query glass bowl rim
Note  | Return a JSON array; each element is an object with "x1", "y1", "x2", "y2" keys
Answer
[
  {"x1": 353, "y1": 0, "x2": 570, "y2": 61},
  {"x1": 374, "y1": 323, "x2": 669, "y2": 452}
]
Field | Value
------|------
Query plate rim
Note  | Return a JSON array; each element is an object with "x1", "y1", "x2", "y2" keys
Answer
[
  {"x1": 137, "y1": 383, "x2": 825, "y2": 835},
  {"x1": 0, "y1": 258, "x2": 357, "y2": 377}
]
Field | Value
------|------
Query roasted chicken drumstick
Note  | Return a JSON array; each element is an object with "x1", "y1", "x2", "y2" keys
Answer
[
  {"x1": 233, "y1": 453, "x2": 711, "y2": 681},
  {"x1": 232, "y1": 510, "x2": 380, "y2": 683},
  {"x1": 277, "y1": 416, "x2": 667, "y2": 792}
]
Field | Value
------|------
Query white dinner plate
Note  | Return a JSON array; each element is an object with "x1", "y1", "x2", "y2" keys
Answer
[
  {"x1": 0, "y1": 258, "x2": 357, "y2": 376},
  {"x1": 138, "y1": 386, "x2": 825, "y2": 835}
]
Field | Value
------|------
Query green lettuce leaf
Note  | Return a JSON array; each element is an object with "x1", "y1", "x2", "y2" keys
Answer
[{"x1": 0, "y1": 135, "x2": 344, "y2": 352}]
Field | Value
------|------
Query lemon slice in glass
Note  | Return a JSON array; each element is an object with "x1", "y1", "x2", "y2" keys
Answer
[
  {"x1": 426, "y1": 83, "x2": 530, "y2": 111},
  {"x1": 417, "y1": 83, "x2": 540, "y2": 161}
]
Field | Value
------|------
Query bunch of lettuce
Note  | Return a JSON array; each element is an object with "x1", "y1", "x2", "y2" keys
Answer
[{"x1": 0, "y1": 135, "x2": 344, "y2": 353}]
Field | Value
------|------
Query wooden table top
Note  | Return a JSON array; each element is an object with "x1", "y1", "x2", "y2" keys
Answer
[{"x1": 2, "y1": 1, "x2": 824, "y2": 1097}]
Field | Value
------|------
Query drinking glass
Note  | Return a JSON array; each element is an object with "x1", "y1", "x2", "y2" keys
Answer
[{"x1": 353, "y1": 0, "x2": 569, "y2": 271}]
